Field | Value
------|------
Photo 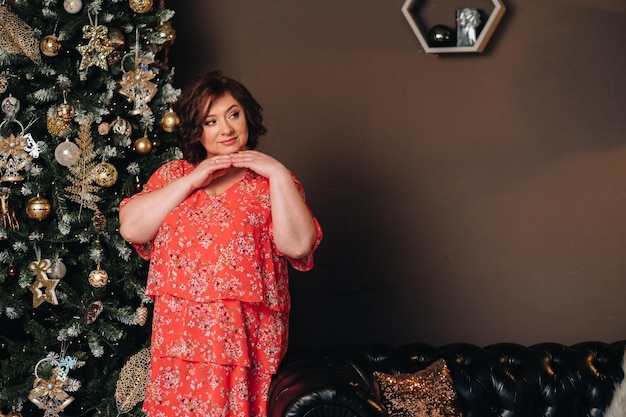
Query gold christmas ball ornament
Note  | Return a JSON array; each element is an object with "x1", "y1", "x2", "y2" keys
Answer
[
  {"x1": 134, "y1": 137, "x2": 153, "y2": 155},
  {"x1": 129, "y1": 0, "x2": 152, "y2": 13},
  {"x1": 111, "y1": 117, "x2": 132, "y2": 136},
  {"x1": 0, "y1": 76, "x2": 7, "y2": 94},
  {"x1": 88, "y1": 268, "x2": 109, "y2": 288},
  {"x1": 92, "y1": 162, "x2": 118, "y2": 187},
  {"x1": 40, "y1": 34, "x2": 62, "y2": 57},
  {"x1": 26, "y1": 196, "x2": 51, "y2": 221},
  {"x1": 156, "y1": 21, "x2": 176, "y2": 46},
  {"x1": 55, "y1": 102, "x2": 75, "y2": 122},
  {"x1": 161, "y1": 109, "x2": 180, "y2": 132}
]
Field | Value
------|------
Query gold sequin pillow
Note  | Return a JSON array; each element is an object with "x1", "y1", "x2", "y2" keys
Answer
[{"x1": 373, "y1": 359, "x2": 463, "y2": 417}]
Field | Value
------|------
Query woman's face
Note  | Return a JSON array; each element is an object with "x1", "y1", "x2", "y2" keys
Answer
[{"x1": 199, "y1": 92, "x2": 249, "y2": 158}]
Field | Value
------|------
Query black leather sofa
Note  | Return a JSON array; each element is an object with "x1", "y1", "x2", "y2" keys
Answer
[{"x1": 268, "y1": 341, "x2": 626, "y2": 417}]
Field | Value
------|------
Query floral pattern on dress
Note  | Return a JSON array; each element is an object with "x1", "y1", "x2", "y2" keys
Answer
[{"x1": 120, "y1": 159, "x2": 322, "y2": 417}]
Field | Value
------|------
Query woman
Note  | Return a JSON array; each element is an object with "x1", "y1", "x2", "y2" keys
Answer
[{"x1": 119, "y1": 71, "x2": 322, "y2": 417}]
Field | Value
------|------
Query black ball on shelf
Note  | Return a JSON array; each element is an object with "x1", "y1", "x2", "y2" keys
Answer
[{"x1": 427, "y1": 24, "x2": 455, "y2": 47}]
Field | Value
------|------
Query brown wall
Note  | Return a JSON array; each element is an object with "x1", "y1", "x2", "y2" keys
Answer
[{"x1": 169, "y1": 0, "x2": 626, "y2": 350}]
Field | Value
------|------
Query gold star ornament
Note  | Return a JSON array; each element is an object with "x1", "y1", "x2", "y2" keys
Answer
[
  {"x1": 76, "y1": 24, "x2": 114, "y2": 71},
  {"x1": 28, "y1": 259, "x2": 60, "y2": 307}
]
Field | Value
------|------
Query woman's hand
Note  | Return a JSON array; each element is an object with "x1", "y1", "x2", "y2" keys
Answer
[
  {"x1": 228, "y1": 150, "x2": 287, "y2": 179},
  {"x1": 187, "y1": 156, "x2": 232, "y2": 189}
]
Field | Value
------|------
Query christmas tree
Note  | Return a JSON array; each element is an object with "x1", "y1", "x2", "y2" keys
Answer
[{"x1": 0, "y1": 0, "x2": 181, "y2": 416}]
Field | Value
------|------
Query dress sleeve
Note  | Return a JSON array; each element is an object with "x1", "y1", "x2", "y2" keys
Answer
[
  {"x1": 273, "y1": 174, "x2": 323, "y2": 272},
  {"x1": 287, "y1": 217, "x2": 323, "y2": 271},
  {"x1": 118, "y1": 160, "x2": 186, "y2": 260}
]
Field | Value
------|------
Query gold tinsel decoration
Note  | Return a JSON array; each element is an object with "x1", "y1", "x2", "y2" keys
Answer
[
  {"x1": 47, "y1": 114, "x2": 70, "y2": 136},
  {"x1": 115, "y1": 347, "x2": 151, "y2": 414},
  {"x1": 0, "y1": 5, "x2": 42, "y2": 63},
  {"x1": 64, "y1": 114, "x2": 102, "y2": 212}
]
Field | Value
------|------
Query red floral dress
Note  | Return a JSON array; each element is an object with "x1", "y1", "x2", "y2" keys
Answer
[{"x1": 121, "y1": 159, "x2": 322, "y2": 417}]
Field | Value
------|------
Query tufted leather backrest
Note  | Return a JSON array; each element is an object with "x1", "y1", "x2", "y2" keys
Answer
[{"x1": 268, "y1": 341, "x2": 626, "y2": 417}]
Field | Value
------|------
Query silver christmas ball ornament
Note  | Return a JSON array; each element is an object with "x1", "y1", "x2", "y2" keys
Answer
[
  {"x1": 48, "y1": 259, "x2": 67, "y2": 279},
  {"x1": 63, "y1": 0, "x2": 82, "y2": 14},
  {"x1": 54, "y1": 140, "x2": 81, "y2": 167},
  {"x1": 1, "y1": 95, "x2": 20, "y2": 117}
]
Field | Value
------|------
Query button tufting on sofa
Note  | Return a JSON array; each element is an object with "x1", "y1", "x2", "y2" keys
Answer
[{"x1": 268, "y1": 341, "x2": 626, "y2": 417}]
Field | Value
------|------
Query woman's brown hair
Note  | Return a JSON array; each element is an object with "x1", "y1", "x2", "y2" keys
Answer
[{"x1": 173, "y1": 71, "x2": 267, "y2": 165}]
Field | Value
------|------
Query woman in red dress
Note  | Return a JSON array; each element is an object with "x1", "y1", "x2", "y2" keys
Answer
[{"x1": 119, "y1": 71, "x2": 322, "y2": 417}]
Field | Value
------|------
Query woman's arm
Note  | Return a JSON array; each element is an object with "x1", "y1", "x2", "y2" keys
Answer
[
  {"x1": 119, "y1": 158, "x2": 231, "y2": 244},
  {"x1": 230, "y1": 150, "x2": 317, "y2": 259}
]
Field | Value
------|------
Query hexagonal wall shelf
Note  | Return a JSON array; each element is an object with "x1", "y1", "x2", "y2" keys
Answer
[{"x1": 402, "y1": 0, "x2": 506, "y2": 53}]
